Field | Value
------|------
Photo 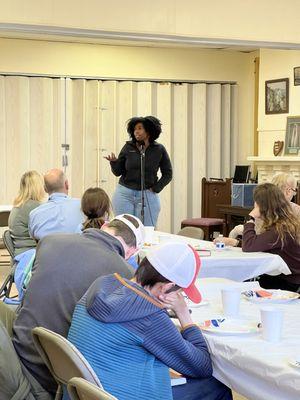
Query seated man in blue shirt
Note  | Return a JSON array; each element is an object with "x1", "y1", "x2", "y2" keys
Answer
[{"x1": 29, "y1": 168, "x2": 84, "y2": 240}]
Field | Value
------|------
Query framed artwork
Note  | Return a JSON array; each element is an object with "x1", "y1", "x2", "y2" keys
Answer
[
  {"x1": 284, "y1": 116, "x2": 300, "y2": 155},
  {"x1": 294, "y1": 67, "x2": 300, "y2": 86},
  {"x1": 265, "y1": 78, "x2": 289, "y2": 114}
]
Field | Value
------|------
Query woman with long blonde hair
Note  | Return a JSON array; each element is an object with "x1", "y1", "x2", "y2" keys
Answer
[
  {"x1": 8, "y1": 170, "x2": 46, "y2": 255},
  {"x1": 243, "y1": 183, "x2": 300, "y2": 292}
]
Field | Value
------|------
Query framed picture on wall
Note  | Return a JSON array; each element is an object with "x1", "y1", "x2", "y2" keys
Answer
[
  {"x1": 284, "y1": 116, "x2": 300, "y2": 155},
  {"x1": 265, "y1": 78, "x2": 289, "y2": 114},
  {"x1": 294, "y1": 67, "x2": 300, "y2": 86}
]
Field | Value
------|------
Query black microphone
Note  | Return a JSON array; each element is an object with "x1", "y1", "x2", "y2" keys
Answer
[{"x1": 137, "y1": 140, "x2": 145, "y2": 154}]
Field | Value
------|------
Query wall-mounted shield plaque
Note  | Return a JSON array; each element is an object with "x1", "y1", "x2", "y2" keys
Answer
[{"x1": 273, "y1": 140, "x2": 284, "y2": 156}]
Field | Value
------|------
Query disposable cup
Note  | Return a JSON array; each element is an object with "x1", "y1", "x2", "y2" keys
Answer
[
  {"x1": 260, "y1": 307, "x2": 283, "y2": 343},
  {"x1": 144, "y1": 226, "x2": 155, "y2": 244},
  {"x1": 221, "y1": 288, "x2": 241, "y2": 317}
]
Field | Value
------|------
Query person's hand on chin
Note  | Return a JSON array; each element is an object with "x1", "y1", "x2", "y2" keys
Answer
[{"x1": 159, "y1": 292, "x2": 193, "y2": 327}]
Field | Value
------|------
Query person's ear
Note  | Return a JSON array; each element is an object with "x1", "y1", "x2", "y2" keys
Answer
[
  {"x1": 125, "y1": 246, "x2": 138, "y2": 260},
  {"x1": 44, "y1": 184, "x2": 49, "y2": 194},
  {"x1": 160, "y1": 282, "x2": 175, "y2": 295},
  {"x1": 100, "y1": 221, "x2": 109, "y2": 229}
]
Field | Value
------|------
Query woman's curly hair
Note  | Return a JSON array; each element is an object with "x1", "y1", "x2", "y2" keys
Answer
[{"x1": 127, "y1": 116, "x2": 162, "y2": 143}]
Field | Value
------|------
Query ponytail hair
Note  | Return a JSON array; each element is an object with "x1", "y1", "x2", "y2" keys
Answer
[{"x1": 81, "y1": 187, "x2": 111, "y2": 231}]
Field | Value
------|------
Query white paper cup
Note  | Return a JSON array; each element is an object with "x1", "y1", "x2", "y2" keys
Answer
[
  {"x1": 222, "y1": 288, "x2": 241, "y2": 317},
  {"x1": 144, "y1": 226, "x2": 155, "y2": 244},
  {"x1": 260, "y1": 307, "x2": 283, "y2": 343}
]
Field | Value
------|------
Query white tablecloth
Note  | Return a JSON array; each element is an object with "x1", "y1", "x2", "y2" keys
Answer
[
  {"x1": 142, "y1": 232, "x2": 291, "y2": 281},
  {"x1": 191, "y1": 279, "x2": 300, "y2": 400}
]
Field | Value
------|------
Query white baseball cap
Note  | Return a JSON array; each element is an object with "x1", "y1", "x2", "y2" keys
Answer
[
  {"x1": 113, "y1": 214, "x2": 145, "y2": 249},
  {"x1": 146, "y1": 242, "x2": 202, "y2": 303}
]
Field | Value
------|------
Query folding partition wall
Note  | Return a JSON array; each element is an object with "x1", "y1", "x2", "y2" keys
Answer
[
  {"x1": 0, "y1": 76, "x2": 65, "y2": 204},
  {"x1": 0, "y1": 75, "x2": 238, "y2": 232}
]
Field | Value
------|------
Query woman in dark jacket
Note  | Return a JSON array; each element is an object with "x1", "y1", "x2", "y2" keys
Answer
[{"x1": 105, "y1": 116, "x2": 172, "y2": 227}]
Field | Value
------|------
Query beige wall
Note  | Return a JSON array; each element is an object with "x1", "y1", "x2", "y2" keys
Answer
[
  {"x1": 0, "y1": 37, "x2": 256, "y2": 164},
  {"x1": 258, "y1": 49, "x2": 300, "y2": 156},
  {"x1": 1, "y1": 0, "x2": 300, "y2": 44}
]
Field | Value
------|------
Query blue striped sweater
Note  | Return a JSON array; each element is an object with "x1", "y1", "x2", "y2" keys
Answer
[{"x1": 67, "y1": 273, "x2": 212, "y2": 400}]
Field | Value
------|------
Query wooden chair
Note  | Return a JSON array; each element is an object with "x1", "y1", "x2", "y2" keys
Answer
[
  {"x1": 181, "y1": 178, "x2": 231, "y2": 240},
  {"x1": 67, "y1": 377, "x2": 117, "y2": 400}
]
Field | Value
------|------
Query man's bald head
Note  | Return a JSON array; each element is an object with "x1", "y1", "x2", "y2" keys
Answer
[{"x1": 44, "y1": 169, "x2": 69, "y2": 195}]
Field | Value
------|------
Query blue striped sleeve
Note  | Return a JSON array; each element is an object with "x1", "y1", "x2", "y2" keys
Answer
[{"x1": 143, "y1": 312, "x2": 212, "y2": 378}]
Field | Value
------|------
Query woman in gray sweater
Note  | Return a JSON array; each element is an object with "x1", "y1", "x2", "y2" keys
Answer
[{"x1": 8, "y1": 171, "x2": 46, "y2": 256}]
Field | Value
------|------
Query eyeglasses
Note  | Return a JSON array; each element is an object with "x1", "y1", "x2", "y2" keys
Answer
[
  {"x1": 165, "y1": 284, "x2": 182, "y2": 294},
  {"x1": 289, "y1": 187, "x2": 298, "y2": 193}
]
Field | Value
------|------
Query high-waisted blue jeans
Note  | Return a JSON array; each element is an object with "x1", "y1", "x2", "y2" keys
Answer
[{"x1": 112, "y1": 184, "x2": 161, "y2": 227}]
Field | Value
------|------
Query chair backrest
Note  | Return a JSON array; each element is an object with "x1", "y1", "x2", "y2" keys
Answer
[
  {"x1": 177, "y1": 226, "x2": 204, "y2": 240},
  {"x1": 68, "y1": 378, "x2": 117, "y2": 400},
  {"x1": 32, "y1": 327, "x2": 102, "y2": 388},
  {"x1": 201, "y1": 178, "x2": 231, "y2": 218},
  {"x1": 3, "y1": 230, "x2": 15, "y2": 258}
]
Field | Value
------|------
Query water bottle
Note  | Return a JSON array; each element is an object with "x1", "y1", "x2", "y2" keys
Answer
[{"x1": 215, "y1": 234, "x2": 225, "y2": 249}]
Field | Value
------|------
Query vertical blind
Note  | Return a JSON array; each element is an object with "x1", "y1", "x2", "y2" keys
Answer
[{"x1": 0, "y1": 76, "x2": 238, "y2": 233}]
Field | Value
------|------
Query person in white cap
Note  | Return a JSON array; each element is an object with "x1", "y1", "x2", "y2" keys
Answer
[
  {"x1": 0, "y1": 214, "x2": 145, "y2": 399},
  {"x1": 67, "y1": 242, "x2": 232, "y2": 400}
]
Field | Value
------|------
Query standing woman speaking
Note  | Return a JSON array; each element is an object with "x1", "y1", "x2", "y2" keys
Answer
[{"x1": 105, "y1": 116, "x2": 172, "y2": 227}]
